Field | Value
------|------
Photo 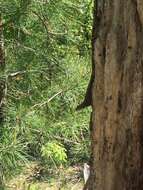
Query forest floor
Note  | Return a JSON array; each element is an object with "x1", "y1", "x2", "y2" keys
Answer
[{"x1": 6, "y1": 162, "x2": 84, "y2": 190}]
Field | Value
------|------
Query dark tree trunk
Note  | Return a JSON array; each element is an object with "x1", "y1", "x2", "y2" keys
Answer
[{"x1": 88, "y1": 0, "x2": 143, "y2": 190}]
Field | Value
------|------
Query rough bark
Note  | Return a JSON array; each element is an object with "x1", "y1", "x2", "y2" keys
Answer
[{"x1": 89, "y1": 0, "x2": 143, "y2": 190}]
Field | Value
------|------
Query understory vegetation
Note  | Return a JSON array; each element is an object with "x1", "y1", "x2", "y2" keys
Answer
[{"x1": 0, "y1": 0, "x2": 93, "y2": 188}]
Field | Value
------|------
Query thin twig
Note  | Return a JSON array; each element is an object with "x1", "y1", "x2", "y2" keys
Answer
[{"x1": 31, "y1": 90, "x2": 63, "y2": 109}]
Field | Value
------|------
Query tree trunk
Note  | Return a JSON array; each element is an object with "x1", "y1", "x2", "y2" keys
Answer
[{"x1": 89, "y1": 0, "x2": 143, "y2": 190}]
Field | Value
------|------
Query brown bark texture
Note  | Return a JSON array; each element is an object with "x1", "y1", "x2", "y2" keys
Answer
[{"x1": 89, "y1": 0, "x2": 143, "y2": 190}]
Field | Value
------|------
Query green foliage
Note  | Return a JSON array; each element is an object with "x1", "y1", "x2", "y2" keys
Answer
[
  {"x1": 0, "y1": 0, "x2": 93, "y2": 185},
  {"x1": 41, "y1": 142, "x2": 67, "y2": 166},
  {"x1": 27, "y1": 184, "x2": 39, "y2": 190},
  {"x1": 0, "y1": 126, "x2": 28, "y2": 181}
]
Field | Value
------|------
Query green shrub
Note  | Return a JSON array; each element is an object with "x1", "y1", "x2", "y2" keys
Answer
[{"x1": 41, "y1": 142, "x2": 67, "y2": 167}]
